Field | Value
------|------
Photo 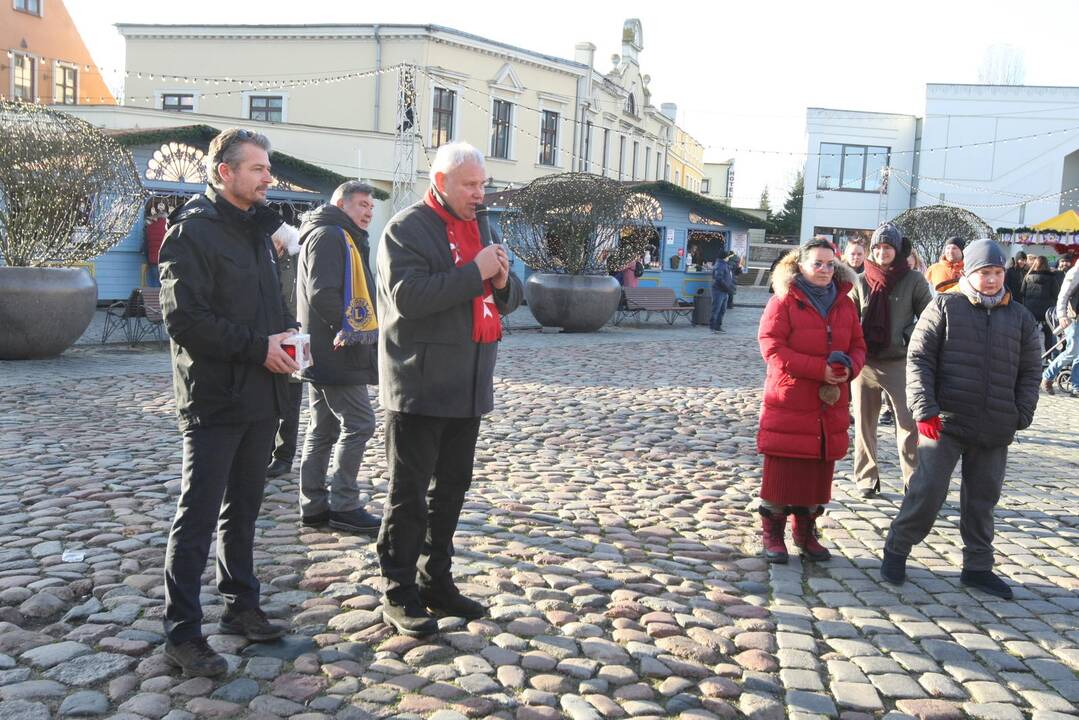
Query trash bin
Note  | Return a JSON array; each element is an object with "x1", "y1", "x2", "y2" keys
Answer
[{"x1": 692, "y1": 288, "x2": 712, "y2": 326}]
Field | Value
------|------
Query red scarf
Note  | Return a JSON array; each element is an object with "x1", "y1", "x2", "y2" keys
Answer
[
  {"x1": 861, "y1": 258, "x2": 910, "y2": 355},
  {"x1": 424, "y1": 187, "x2": 502, "y2": 344}
]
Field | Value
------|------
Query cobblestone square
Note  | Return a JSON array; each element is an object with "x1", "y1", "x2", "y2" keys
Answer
[{"x1": 0, "y1": 288, "x2": 1076, "y2": 719}]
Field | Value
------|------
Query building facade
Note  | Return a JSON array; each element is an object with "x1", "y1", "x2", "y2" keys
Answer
[
  {"x1": 701, "y1": 160, "x2": 734, "y2": 203},
  {"x1": 801, "y1": 84, "x2": 1079, "y2": 252},
  {"x1": 2, "y1": 0, "x2": 113, "y2": 105}
]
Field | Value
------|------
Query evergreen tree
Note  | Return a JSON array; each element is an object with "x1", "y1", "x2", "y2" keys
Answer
[
  {"x1": 759, "y1": 185, "x2": 771, "y2": 214},
  {"x1": 772, "y1": 171, "x2": 804, "y2": 237}
]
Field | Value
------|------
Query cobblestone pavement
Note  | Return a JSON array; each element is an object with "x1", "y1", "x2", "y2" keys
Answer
[{"x1": 0, "y1": 289, "x2": 1076, "y2": 720}]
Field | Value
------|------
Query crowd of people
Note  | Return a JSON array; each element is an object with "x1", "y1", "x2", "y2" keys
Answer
[
  {"x1": 757, "y1": 222, "x2": 1076, "y2": 604},
  {"x1": 152, "y1": 125, "x2": 1076, "y2": 678},
  {"x1": 157, "y1": 129, "x2": 521, "y2": 676}
]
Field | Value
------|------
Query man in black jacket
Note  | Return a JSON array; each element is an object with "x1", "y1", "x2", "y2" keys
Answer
[
  {"x1": 377, "y1": 141, "x2": 523, "y2": 636},
  {"x1": 296, "y1": 182, "x2": 382, "y2": 534},
  {"x1": 159, "y1": 128, "x2": 296, "y2": 676}
]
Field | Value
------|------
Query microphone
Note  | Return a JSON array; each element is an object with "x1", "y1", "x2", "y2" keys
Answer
[{"x1": 475, "y1": 204, "x2": 496, "y2": 246}]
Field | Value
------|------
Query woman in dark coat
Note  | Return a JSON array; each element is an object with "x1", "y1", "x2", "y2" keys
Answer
[
  {"x1": 1021, "y1": 255, "x2": 1058, "y2": 351},
  {"x1": 757, "y1": 238, "x2": 867, "y2": 563}
]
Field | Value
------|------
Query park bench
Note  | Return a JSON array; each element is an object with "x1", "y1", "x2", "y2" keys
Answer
[
  {"x1": 616, "y1": 287, "x2": 693, "y2": 326},
  {"x1": 101, "y1": 287, "x2": 166, "y2": 345}
]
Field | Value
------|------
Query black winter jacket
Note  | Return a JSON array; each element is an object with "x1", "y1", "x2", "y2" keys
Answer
[
  {"x1": 296, "y1": 205, "x2": 378, "y2": 386},
  {"x1": 1020, "y1": 270, "x2": 1057, "y2": 325},
  {"x1": 906, "y1": 289, "x2": 1041, "y2": 447},
  {"x1": 159, "y1": 190, "x2": 298, "y2": 430},
  {"x1": 377, "y1": 198, "x2": 523, "y2": 418}
]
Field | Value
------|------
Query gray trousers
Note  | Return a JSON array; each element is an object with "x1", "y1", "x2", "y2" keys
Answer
[
  {"x1": 299, "y1": 383, "x2": 376, "y2": 516},
  {"x1": 885, "y1": 431, "x2": 1007, "y2": 572},
  {"x1": 852, "y1": 358, "x2": 918, "y2": 490}
]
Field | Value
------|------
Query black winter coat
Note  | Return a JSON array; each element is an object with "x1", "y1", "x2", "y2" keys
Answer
[
  {"x1": 1020, "y1": 271, "x2": 1057, "y2": 325},
  {"x1": 906, "y1": 290, "x2": 1041, "y2": 447},
  {"x1": 377, "y1": 199, "x2": 523, "y2": 418},
  {"x1": 159, "y1": 190, "x2": 298, "y2": 430},
  {"x1": 296, "y1": 205, "x2": 378, "y2": 386}
]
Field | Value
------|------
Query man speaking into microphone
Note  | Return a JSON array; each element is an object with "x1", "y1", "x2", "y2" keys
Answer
[{"x1": 375, "y1": 141, "x2": 523, "y2": 636}]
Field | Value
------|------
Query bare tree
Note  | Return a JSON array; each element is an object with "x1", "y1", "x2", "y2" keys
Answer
[{"x1": 978, "y1": 44, "x2": 1026, "y2": 85}]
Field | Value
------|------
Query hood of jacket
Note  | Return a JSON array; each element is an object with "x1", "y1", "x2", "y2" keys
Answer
[
  {"x1": 771, "y1": 249, "x2": 857, "y2": 299},
  {"x1": 299, "y1": 204, "x2": 369, "y2": 248}
]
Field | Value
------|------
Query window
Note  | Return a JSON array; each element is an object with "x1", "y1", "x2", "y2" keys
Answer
[
  {"x1": 644, "y1": 147, "x2": 651, "y2": 180},
  {"x1": 625, "y1": 93, "x2": 636, "y2": 116},
  {"x1": 431, "y1": 87, "x2": 455, "y2": 147},
  {"x1": 14, "y1": 0, "x2": 42, "y2": 15},
  {"x1": 12, "y1": 54, "x2": 34, "y2": 101},
  {"x1": 817, "y1": 142, "x2": 890, "y2": 192},
  {"x1": 491, "y1": 99, "x2": 512, "y2": 159},
  {"x1": 631, "y1": 141, "x2": 639, "y2": 180},
  {"x1": 618, "y1": 136, "x2": 626, "y2": 180},
  {"x1": 701, "y1": 178, "x2": 711, "y2": 194},
  {"x1": 249, "y1": 95, "x2": 283, "y2": 122},
  {"x1": 161, "y1": 93, "x2": 194, "y2": 112},
  {"x1": 539, "y1": 110, "x2": 558, "y2": 166},
  {"x1": 601, "y1": 128, "x2": 610, "y2": 176},
  {"x1": 53, "y1": 65, "x2": 76, "y2": 105}
]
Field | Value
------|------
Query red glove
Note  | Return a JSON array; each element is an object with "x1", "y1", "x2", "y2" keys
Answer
[{"x1": 917, "y1": 416, "x2": 943, "y2": 440}]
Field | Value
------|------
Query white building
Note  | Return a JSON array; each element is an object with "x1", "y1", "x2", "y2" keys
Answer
[{"x1": 801, "y1": 83, "x2": 1079, "y2": 252}]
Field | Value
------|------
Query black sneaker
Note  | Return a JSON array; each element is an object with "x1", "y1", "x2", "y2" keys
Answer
[
  {"x1": 301, "y1": 511, "x2": 329, "y2": 528},
  {"x1": 266, "y1": 458, "x2": 292, "y2": 477},
  {"x1": 420, "y1": 580, "x2": 486, "y2": 620},
  {"x1": 382, "y1": 592, "x2": 439, "y2": 637},
  {"x1": 961, "y1": 569, "x2": 1013, "y2": 599},
  {"x1": 218, "y1": 607, "x2": 288, "y2": 641},
  {"x1": 329, "y1": 508, "x2": 381, "y2": 535},
  {"x1": 165, "y1": 637, "x2": 228, "y2": 677},
  {"x1": 880, "y1": 549, "x2": 907, "y2": 585}
]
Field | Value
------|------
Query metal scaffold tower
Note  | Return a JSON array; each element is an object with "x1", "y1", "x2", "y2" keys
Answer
[
  {"x1": 877, "y1": 166, "x2": 892, "y2": 224},
  {"x1": 391, "y1": 65, "x2": 418, "y2": 214}
]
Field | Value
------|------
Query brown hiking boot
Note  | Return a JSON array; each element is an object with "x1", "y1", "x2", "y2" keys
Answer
[
  {"x1": 1041, "y1": 378, "x2": 1055, "y2": 395},
  {"x1": 165, "y1": 637, "x2": 228, "y2": 677},
  {"x1": 218, "y1": 607, "x2": 287, "y2": 642}
]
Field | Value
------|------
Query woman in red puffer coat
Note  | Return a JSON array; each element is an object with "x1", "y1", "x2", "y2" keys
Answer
[{"x1": 758, "y1": 237, "x2": 866, "y2": 564}]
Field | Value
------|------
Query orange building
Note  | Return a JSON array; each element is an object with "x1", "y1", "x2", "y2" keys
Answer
[{"x1": 2, "y1": 0, "x2": 114, "y2": 105}]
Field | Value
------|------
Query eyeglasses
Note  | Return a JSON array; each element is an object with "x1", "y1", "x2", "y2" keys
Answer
[{"x1": 809, "y1": 261, "x2": 837, "y2": 271}]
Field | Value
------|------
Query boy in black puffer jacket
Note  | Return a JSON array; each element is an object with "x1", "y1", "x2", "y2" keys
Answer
[{"x1": 880, "y1": 239, "x2": 1041, "y2": 600}]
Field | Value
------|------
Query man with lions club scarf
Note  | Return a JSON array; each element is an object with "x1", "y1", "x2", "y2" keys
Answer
[
  {"x1": 376, "y1": 141, "x2": 523, "y2": 636},
  {"x1": 849, "y1": 224, "x2": 932, "y2": 497}
]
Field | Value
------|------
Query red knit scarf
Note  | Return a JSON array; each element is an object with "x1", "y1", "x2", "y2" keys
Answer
[
  {"x1": 424, "y1": 187, "x2": 502, "y2": 344},
  {"x1": 861, "y1": 259, "x2": 909, "y2": 355}
]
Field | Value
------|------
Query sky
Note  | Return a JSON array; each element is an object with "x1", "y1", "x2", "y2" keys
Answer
[{"x1": 67, "y1": 0, "x2": 1079, "y2": 210}]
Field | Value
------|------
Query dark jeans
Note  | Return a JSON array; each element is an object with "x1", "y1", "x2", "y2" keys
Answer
[
  {"x1": 710, "y1": 290, "x2": 730, "y2": 330},
  {"x1": 164, "y1": 419, "x2": 275, "y2": 644},
  {"x1": 271, "y1": 381, "x2": 304, "y2": 463},
  {"x1": 377, "y1": 411, "x2": 481, "y2": 602}
]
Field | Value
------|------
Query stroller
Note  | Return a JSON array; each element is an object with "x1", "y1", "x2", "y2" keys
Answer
[{"x1": 1043, "y1": 308, "x2": 1073, "y2": 392}]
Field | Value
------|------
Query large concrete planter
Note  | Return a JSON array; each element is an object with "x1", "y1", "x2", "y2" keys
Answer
[
  {"x1": 524, "y1": 273, "x2": 622, "y2": 332},
  {"x1": 0, "y1": 267, "x2": 97, "y2": 360}
]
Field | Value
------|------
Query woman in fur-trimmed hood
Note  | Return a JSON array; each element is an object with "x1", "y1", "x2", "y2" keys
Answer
[{"x1": 757, "y1": 238, "x2": 866, "y2": 564}]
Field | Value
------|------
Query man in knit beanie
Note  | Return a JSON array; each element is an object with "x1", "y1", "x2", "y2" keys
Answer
[
  {"x1": 925, "y1": 236, "x2": 966, "y2": 292},
  {"x1": 881, "y1": 239, "x2": 1041, "y2": 600}
]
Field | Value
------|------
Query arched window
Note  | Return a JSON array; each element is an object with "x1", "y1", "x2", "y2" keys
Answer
[{"x1": 625, "y1": 94, "x2": 636, "y2": 116}]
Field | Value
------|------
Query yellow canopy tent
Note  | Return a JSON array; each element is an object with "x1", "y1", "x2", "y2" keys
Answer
[{"x1": 1032, "y1": 209, "x2": 1079, "y2": 232}]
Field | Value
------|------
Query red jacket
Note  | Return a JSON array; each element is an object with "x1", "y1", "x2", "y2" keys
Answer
[{"x1": 758, "y1": 252, "x2": 866, "y2": 461}]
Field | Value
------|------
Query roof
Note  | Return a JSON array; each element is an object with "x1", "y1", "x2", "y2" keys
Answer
[
  {"x1": 115, "y1": 23, "x2": 589, "y2": 74},
  {"x1": 1032, "y1": 209, "x2": 1079, "y2": 233},
  {"x1": 107, "y1": 124, "x2": 387, "y2": 199}
]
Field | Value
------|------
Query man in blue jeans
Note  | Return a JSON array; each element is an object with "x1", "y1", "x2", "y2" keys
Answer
[
  {"x1": 711, "y1": 252, "x2": 736, "y2": 333},
  {"x1": 1042, "y1": 261, "x2": 1078, "y2": 396}
]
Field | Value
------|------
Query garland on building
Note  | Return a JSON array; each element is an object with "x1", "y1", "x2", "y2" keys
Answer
[
  {"x1": 500, "y1": 173, "x2": 658, "y2": 275},
  {"x1": 890, "y1": 204, "x2": 995, "y2": 265},
  {"x1": 0, "y1": 100, "x2": 144, "y2": 267}
]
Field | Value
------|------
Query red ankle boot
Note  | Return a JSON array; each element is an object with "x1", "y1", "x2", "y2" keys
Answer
[
  {"x1": 791, "y1": 507, "x2": 831, "y2": 561},
  {"x1": 759, "y1": 508, "x2": 789, "y2": 564}
]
